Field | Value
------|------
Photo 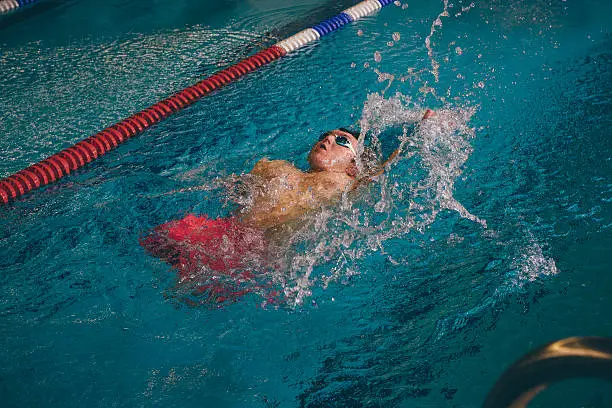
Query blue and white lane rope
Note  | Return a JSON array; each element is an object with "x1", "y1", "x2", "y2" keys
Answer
[
  {"x1": 0, "y1": 0, "x2": 40, "y2": 14},
  {"x1": 275, "y1": 0, "x2": 393, "y2": 53},
  {"x1": 0, "y1": 0, "x2": 395, "y2": 204}
]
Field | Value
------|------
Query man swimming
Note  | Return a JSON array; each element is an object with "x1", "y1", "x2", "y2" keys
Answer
[
  {"x1": 238, "y1": 127, "x2": 360, "y2": 230},
  {"x1": 140, "y1": 128, "x2": 361, "y2": 277},
  {"x1": 141, "y1": 110, "x2": 435, "y2": 297}
]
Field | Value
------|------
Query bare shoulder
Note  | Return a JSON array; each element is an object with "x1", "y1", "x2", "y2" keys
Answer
[{"x1": 251, "y1": 158, "x2": 300, "y2": 177}]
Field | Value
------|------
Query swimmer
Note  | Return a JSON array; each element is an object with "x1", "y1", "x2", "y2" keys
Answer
[
  {"x1": 239, "y1": 108, "x2": 436, "y2": 230},
  {"x1": 141, "y1": 109, "x2": 435, "y2": 298},
  {"x1": 140, "y1": 127, "x2": 363, "y2": 280},
  {"x1": 238, "y1": 127, "x2": 361, "y2": 230}
]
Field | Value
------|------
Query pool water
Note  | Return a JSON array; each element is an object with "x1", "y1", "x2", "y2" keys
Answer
[{"x1": 1, "y1": 0, "x2": 611, "y2": 407}]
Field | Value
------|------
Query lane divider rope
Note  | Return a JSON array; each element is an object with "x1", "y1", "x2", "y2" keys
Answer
[
  {"x1": 0, "y1": 0, "x2": 40, "y2": 14},
  {"x1": 0, "y1": 0, "x2": 394, "y2": 204}
]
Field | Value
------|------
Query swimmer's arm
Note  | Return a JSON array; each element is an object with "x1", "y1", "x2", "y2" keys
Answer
[{"x1": 359, "y1": 109, "x2": 435, "y2": 182}]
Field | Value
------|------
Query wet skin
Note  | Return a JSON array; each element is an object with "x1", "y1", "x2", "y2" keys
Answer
[{"x1": 239, "y1": 130, "x2": 359, "y2": 230}]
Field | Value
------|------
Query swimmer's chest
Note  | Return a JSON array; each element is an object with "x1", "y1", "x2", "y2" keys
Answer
[{"x1": 250, "y1": 159, "x2": 345, "y2": 205}]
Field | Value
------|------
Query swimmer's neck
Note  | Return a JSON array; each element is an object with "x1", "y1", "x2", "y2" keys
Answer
[{"x1": 307, "y1": 167, "x2": 355, "y2": 178}]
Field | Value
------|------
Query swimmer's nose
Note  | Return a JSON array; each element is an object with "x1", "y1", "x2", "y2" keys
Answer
[{"x1": 319, "y1": 136, "x2": 333, "y2": 150}]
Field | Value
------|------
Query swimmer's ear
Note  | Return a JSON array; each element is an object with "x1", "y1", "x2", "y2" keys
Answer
[{"x1": 346, "y1": 161, "x2": 358, "y2": 178}]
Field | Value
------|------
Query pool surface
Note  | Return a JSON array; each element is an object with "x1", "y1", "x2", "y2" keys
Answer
[{"x1": 1, "y1": 0, "x2": 611, "y2": 407}]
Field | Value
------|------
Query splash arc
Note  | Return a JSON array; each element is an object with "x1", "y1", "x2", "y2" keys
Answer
[{"x1": 0, "y1": 0, "x2": 395, "y2": 204}]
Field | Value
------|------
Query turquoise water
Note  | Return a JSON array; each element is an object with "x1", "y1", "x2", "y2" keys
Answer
[{"x1": 1, "y1": 0, "x2": 611, "y2": 407}]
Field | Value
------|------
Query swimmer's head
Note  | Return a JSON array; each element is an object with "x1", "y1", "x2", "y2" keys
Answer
[{"x1": 308, "y1": 128, "x2": 359, "y2": 177}]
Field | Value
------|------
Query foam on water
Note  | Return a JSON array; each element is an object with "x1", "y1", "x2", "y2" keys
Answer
[
  {"x1": 424, "y1": 0, "x2": 449, "y2": 82},
  {"x1": 509, "y1": 238, "x2": 558, "y2": 286}
]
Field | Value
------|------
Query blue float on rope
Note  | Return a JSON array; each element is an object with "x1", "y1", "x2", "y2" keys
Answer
[{"x1": 312, "y1": 13, "x2": 354, "y2": 36}]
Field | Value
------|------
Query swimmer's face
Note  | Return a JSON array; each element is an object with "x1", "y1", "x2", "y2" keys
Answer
[{"x1": 308, "y1": 129, "x2": 358, "y2": 175}]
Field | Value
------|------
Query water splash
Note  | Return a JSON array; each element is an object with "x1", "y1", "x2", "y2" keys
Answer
[
  {"x1": 508, "y1": 240, "x2": 558, "y2": 287},
  {"x1": 268, "y1": 92, "x2": 486, "y2": 306},
  {"x1": 424, "y1": 0, "x2": 450, "y2": 82},
  {"x1": 433, "y1": 237, "x2": 558, "y2": 341}
]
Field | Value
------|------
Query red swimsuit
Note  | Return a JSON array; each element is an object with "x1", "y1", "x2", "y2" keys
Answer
[{"x1": 141, "y1": 214, "x2": 268, "y2": 303}]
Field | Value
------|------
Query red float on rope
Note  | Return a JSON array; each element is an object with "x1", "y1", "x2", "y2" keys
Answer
[
  {"x1": 0, "y1": 180, "x2": 17, "y2": 199},
  {"x1": 50, "y1": 156, "x2": 71, "y2": 175},
  {"x1": 86, "y1": 138, "x2": 106, "y2": 156},
  {"x1": 6, "y1": 177, "x2": 25, "y2": 195},
  {"x1": 13, "y1": 174, "x2": 33, "y2": 192},
  {"x1": 0, "y1": 186, "x2": 9, "y2": 203},
  {"x1": 21, "y1": 170, "x2": 41, "y2": 188},
  {"x1": 72, "y1": 144, "x2": 92, "y2": 164},
  {"x1": 104, "y1": 129, "x2": 123, "y2": 145},
  {"x1": 58, "y1": 151, "x2": 77, "y2": 170},
  {"x1": 45, "y1": 158, "x2": 65, "y2": 178},
  {"x1": 30, "y1": 165, "x2": 50, "y2": 185},
  {"x1": 77, "y1": 141, "x2": 98, "y2": 159}
]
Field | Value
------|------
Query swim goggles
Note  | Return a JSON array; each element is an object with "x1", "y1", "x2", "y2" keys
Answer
[{"x1": 318, "y1": 132, "x2": 357, "y2": 156}]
